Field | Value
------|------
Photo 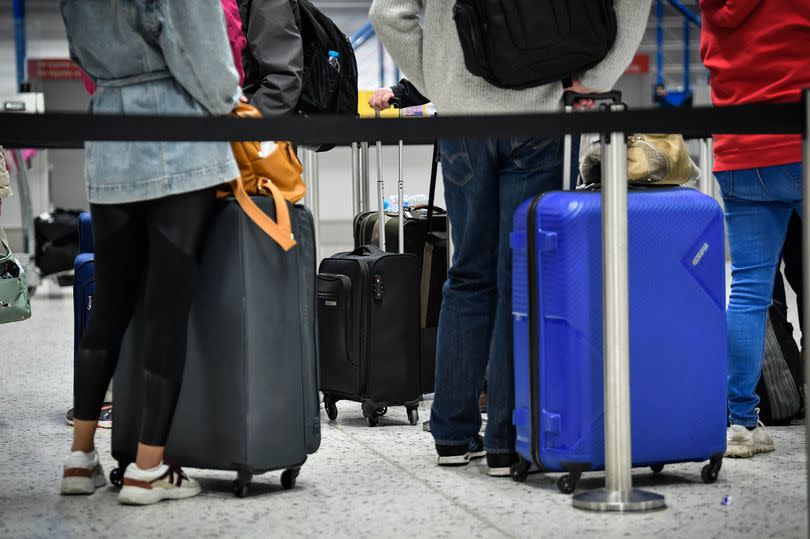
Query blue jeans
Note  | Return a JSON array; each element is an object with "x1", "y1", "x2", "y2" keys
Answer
[
  {"x1": 714, "y1": 163, "x2": 804, "y2": 427},
  {"x1": 431, "y1": 137, "x2": 563, "y2": 454}
]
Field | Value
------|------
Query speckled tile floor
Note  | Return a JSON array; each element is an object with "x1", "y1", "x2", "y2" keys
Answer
[{"x1": 0, "y1": 280, "x2": 807, "y2": 539}]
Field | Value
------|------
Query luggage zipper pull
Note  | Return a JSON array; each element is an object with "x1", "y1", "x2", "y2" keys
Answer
[
  {"x1": 87, "y1": 295, "x2": 93, "y2": 311},
  {"x1": 373, "y1": 274, "x2": 384, "y2": 301}
]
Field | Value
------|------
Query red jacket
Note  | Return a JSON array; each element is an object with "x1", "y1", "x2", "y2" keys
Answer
[{"x1": 699, "y1": 0, "x2": 810, "y2": 171}]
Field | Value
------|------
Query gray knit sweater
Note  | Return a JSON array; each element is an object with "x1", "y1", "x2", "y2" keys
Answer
[{"x1": 369, "y1": 1, "x2": 651, "y2": 115}]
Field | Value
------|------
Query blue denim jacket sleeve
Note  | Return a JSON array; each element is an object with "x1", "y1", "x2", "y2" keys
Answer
[{"x1": 157, "y1": 0, "x2": 241, "y2": 116}]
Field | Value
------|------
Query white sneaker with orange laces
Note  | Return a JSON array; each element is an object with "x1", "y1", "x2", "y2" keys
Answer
[
  {"x1": 60, "y1": 450, "x2": 107, "y2": 495},
  {"x1": 118, "y1": 462, "x2": 201, "y2": 505}
]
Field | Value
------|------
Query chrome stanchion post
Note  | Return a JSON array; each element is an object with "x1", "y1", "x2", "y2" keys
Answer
[
  {"x1": 802, "y1": 88, "x2": 810, "y2": 530},
  {"x1": 563, "y1": 104, "x2": 573, "y2": 190},
  {"x1": 351, "y1": 142, "x2": 360, "y2": 217},
  {"x1": 302, "y1": 148, "x2": 320, "y2": 260},
  {"x1": 572, "y1": 105, "x2": 665, "y2": 512},
  {"x1": 699, "y1": 138, "x2": 715, "y2": 198}
]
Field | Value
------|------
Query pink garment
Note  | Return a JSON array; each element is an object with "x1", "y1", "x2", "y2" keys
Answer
[
  {"x1": 78, "y1": 1, "x2": 245, "y2": 94},
  {"x1": 80, "y1": 71, "x2": 97, "y2": 95},
  {"x1": 220, "y1": 0, "x2": 246, "y2": 86}
]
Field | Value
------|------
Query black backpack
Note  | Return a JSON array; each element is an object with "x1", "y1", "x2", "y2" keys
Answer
[
  {"x1": 295, "y1": 0, "x2": 358, "y2": 117},
  {"x1": 452, "y1": 0, "x2": 617, "y2": 89}
]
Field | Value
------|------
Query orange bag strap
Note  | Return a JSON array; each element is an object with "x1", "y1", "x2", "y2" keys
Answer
[{"x1": 231, "y1": 175, "x2": 297, "y2": 252}]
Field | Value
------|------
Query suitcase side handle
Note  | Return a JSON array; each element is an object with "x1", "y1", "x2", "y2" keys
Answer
[{"x1": 351, "y1": 244, "x2": 384, "y2": 257}]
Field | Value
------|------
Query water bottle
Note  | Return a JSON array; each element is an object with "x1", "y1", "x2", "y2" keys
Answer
[
  {"x1": 407, "y1": 193, "x2": 429, "y2": 207},
  {"x1": 327, "y1": 50, "x2": 340, "y2": 74},
  {"x1": 386, "y1": 195, "x2": 399, "y2": 213}
]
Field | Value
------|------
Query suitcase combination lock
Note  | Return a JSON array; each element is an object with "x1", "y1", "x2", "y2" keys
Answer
[{"x1": 373, "y1": 274, "x2": 384, "y2": 301}]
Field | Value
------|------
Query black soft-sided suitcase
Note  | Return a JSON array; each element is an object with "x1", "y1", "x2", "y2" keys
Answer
[
  {"x1": 110, "y1": 197, "x2": 320, "y2": 498},
  {"x1": 318, "y1": 245, "x2": 422, "y2": 426},
  {"x1": 352, "y1": 141, "x2": 447, "y2": 393}
]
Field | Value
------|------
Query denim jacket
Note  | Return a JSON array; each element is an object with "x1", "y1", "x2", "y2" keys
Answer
[{"x1": 61, "y1": 0, "x2": 241, "y2": 204}]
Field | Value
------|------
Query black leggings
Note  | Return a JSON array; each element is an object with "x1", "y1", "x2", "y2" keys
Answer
[{"x1": 74, "y1": 188, "x2": 215, "y2": 446}]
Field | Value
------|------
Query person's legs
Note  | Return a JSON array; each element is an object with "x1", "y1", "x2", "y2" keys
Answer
[
  {"x1": 118, "y1": 187, "x2": 215, "y2": 505},
  {"x1": 484, "y1": 137, "x2": 562, "y2": 474},
  {"x1": 715, "y1": 163, "x2": 802, "y2": 456},
  {"x1": 63, "y1": 202, "x2": 146, "y2": 494},
  {"x1": 430, "y1": 138, "x2": 498, "y2": 465}
]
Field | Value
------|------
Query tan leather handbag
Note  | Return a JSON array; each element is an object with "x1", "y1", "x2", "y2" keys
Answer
[
  {"x1": 218, "y1": 103, "x2": 306, "y2": 251},
  {"x1": 580, "y1": 133, "x2": 699, "y2": 187}
]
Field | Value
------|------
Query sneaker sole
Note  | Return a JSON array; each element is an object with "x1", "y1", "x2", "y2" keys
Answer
[
  {"x1": 468, "y1": 449, "x2": 486, "y2": 460},
  {"x1": 487, "y1": 467, "x2": 512, "y2": 477},
  {"x1": 60, "y1": 474, "x2": 106, "y2": 495},
  {"x1": 118, "y1": 484, "x2": 202, "y2": 505},
  {"x1": 437, "y1": 454, "x2": 470, "y2": 467},
  {"x1": 725, "y1": 441, "x2": 775, "y2": 458}
]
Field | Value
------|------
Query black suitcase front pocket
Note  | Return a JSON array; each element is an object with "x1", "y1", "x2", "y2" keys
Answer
[{"x1": 317, "y1": 274, "x2": 359, "y2": 394}]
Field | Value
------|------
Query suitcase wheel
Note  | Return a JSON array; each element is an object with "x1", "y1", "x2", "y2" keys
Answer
[
  {"x1": 557, "y1": 474, "x2": 578, "y2": 494},
  {"x1": 650, "y1": 464, "x2": 664, "y2": 474},
  {"x1": 362, "y1": 402, "x2": 381, "y2": 427},
  {"x1": 281, "y1": 468, "x2": 300, "y2": 490},
  {"x1": 323, "y1": 395, "x2": 338, "y2": 421},
  {"x1": 406, "y1": 406, "x2": 419, "y2": 426},
  {"x1": 232, "y1": 479, "x2": 250, "y2": 498},
  {"x1": 377, "y1": 407, "x2": 388, "y2": 417},
  {"x1": 510, "y1": 458, "x2": 531, "y2": 483},
  {"x1": 701, "y1": 455, "x2": 723, "y2": 484},
  {"x1": 109, "y1": 466, "x2": 125, "y2": 488}
]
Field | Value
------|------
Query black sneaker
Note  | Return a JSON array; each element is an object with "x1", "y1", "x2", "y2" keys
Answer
[
  {"x1": 486, "y1": 452, "x2": 518, "y2": 477},
  {"x1": 436, "y1": 434, "x2": 486, "y2": 466},
  {"x1": 97, "y1": 402, "x2": 113, "y2": 429},
  {"x1": 65, "y1": 403, "x2": 112, "y2": 429}
]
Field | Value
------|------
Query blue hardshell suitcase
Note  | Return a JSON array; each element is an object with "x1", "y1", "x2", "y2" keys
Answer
[
  {"x1": 73, "y1": 212, "x2": 94, "y2": 356},
  {"x1": 78, "y1": 212, "x2": 93, "y2": 253},
  {"x1": 510, "y1": 188, "x2": 727, "y2": 492}
]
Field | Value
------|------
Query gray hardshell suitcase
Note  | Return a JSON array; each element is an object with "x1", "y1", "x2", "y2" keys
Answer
[{"x1": 111, "y1": 197, "x2": 320, "y2": 498}]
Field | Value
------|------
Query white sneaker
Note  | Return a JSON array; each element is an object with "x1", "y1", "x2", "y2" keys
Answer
[
  {"x1": 118, "y1": 462, "x2": 201, "y2": 505},
  {"x1": 725, "y1": 421, "x2": 775, "y2": 458},
  {"x1": 61, "y1": 450, "x2": 107, "y2": 495}
]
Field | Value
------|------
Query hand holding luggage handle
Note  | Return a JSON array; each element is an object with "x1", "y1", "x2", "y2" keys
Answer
[
  {"x1": 562, "y1": 91, "x2": 622, "y2": 191},
  {"x1": 562, "y1": 93, "x2": 666, "y2": 512}
]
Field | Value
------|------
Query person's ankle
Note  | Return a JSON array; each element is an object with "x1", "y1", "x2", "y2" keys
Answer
[{"x1": 70, "y1": 443, "x2": 95, "y2": 453}]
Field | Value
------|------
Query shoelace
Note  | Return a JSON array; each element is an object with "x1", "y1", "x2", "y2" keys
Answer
[{"x1": 165, "y1": 462, "x2": 189, "y2": 487}]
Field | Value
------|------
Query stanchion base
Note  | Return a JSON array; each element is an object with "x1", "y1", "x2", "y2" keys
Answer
[{"x1": 572, "y1": 488, "x2": 666, "y2": 512}]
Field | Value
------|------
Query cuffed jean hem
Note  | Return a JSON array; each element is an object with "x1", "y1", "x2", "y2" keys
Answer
[
  {"x1": 729, "y1": 418, "x2": 758, "y2": 428},
  {"x1": 483, "y1": 445, "x2": 516, "y2": 455},
  {"x1": 433, "y1": 438, "x2": 474, "y2": 447}
]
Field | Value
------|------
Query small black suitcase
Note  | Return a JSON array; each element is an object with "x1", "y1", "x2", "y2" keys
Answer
[{"x1": 318, "y1": 245, "x2": 422, "y2": 426}]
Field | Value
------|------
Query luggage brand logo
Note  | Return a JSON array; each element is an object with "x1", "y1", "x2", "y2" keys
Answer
[{"x1": 692, "y1": 242, "x2": 710, "y2": 266}]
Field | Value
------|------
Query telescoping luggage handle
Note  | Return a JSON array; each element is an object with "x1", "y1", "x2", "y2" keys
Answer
[
  {"x1": 374, "y1": 102, "x2": 407, "y2": 255},
  {"x1": 569, "y1": 95, "x2": 666, "y2": 512},
  {"x1": 562, "y1": 90, "x2": 622, "y2": 191}
]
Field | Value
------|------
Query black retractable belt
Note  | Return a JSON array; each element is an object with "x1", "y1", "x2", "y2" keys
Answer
[{"x1": 0, "y1": 103, "x2": 801, "y2": 149}]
